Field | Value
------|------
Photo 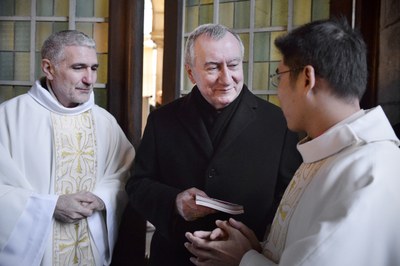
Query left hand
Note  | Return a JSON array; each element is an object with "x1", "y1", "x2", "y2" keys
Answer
[{"x1": 184, "y1": 219, "x2": 253, "y2": 266}]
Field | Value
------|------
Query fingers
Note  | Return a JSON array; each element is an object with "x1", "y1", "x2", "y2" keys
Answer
[{"x1": 176, "y1": 188, "x2": 216, "y2": 221}]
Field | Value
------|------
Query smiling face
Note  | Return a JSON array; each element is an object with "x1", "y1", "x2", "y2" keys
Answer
[
  {"x1": 185, "y1": 32, "x2": 244, "y2": 109},
  {"x1": 42, "y1": 45, "x2": 98, "y2": 108}
]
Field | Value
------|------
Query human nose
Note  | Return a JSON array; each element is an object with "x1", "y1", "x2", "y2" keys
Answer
[
  {"x1": 218, "y1": 65, "x2": 232, "y2": 85},
  {"x1": 82, "y1": 68, "x2": 96, "y2": 85}
]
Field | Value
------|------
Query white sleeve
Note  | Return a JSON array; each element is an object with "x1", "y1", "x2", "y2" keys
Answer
[{"x1": 240, "y1": 250, "x2": 277, "y2": 266}]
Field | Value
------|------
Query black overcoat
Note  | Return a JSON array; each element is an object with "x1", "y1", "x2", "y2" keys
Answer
[{"x1": 126, "y1": 86, "x2": 302, "y2": 265}]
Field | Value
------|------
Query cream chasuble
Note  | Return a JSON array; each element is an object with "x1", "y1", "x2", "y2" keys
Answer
[
  {"x1": 263, "y1": 161, "x2": 324, "y2": 263},
  {"x1": 52, "y1": 111, "x2": 96, "y2": 265}
]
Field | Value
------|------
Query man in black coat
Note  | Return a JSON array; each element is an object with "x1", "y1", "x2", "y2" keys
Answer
[{"x1": 126, "y1": 23, "x2": 302, "y2": 266}]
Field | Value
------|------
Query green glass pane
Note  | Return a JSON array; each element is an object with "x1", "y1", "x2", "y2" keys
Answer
[
  {"x1": 186, "y1": 0, "x2": 199, "y2": 6},
  {"x1": 0, "y1": 0, "x2": 14, "y2": 16},
  {"x1": 15, "y1": 22, "x2": 30, "y2": 51},
  {"x1": 97, "y1": 53, "x2": 107, "y2": 84},
  {"x1": 243, "y1": 62, "x2": 248, "y2": 86},
  {"x1": 294, "y1": 0, "x2": 311, "y2": 26},
  {"x1": 94, "y1": 88, "x2": 107, "y2": 108},
  {"x1": 95, "y1": 0, "x2": 109, "y2": 17},
  {"x1": 16, "y1": 0, "x2": 31, "y2": 16},
  {"x1": 271, "y1": 0, "x2": 287, "y2": 26},
  {"x1": 14, "y1": 86, "x2": 30, "y2": 96},
  {"x1": 219, "y1": 3, "x2": 234, "y2": 28},
  {"x1": 35, "y1": 52, "x2": 42, "y2": 79},
  {"x1": 253, "y1": 62, "x2": 268, "y2": 90},
  {"x1": 200, "y1": 0, "x2": 213, "y2": 4},
  {"x1": 199, "y1": 4, "x2": 213, "y2": 25},
  {"x1": 36, "y1": 22, "x2": 52, "y2": 52},
  {"x1": 0, "y1": 22, "x2": 15, "y2": 51},
  {"x1": 76, "y1": 23, "x2": 93, "y2": 38},
  {"x1": 37, "y1": 0, "x2": 54, "y2": 16},
  {"x1": 54, "y1": 0, "x2": 68, "y2": 16},
  {"x1": 53, "y1": 22, "x2": 68, "y2": 33},
  {"x1": 0, "y1": 86, "x2": 14, "y2": 103},
  {"x1": 255, "y1": 0, "x2": 272, "y2": 28},
  {"x1": 234, "y1": 1, "x2": 250, "y2": 29},
  {"x1": 312, "y1": 0, "x2": 330, "y2": 21},
  {"x1": 254, "y1": 32, "x2": 270, "y2": 62},
  {"x1": 237, "y1": 33, "x2": 249, "y2": 62},
  {"x1": 14, "y1": 52, "x2": 30, "y2": 81},
  {"x1": 185, "y1": 6, "x2": 199, "y2": 33},
  {"x1": 0, "y1": 52, "x2": 14, "y2": 80},
  {"x1": 77, "y1": 0, "x2": 94, "y2": 17},
  {"x1": 182, "y1": 73, "x2": 193, "y2": 94}
]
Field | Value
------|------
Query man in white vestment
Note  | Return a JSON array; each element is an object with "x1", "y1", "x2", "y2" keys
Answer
[
  {"x1": 0, "y1": 30, "x2": 135, "y2": 266},
  {"x1": 184, "y1": 18, "x2": 400, "y2": 266}
]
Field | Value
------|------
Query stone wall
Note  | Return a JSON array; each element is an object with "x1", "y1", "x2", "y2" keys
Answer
[{"x1": 378, "y1": 0, "x2": 400, "y2": 126}]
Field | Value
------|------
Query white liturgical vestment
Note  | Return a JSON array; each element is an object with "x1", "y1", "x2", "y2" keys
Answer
[
  {"x1": 0, "y1": 79, "x2": 135, "y2": 265},
  {"x1": 240, "y1": 106, "x2": 400, "y2": 266}
]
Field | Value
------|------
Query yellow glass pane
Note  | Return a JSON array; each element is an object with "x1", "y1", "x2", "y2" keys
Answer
[
  {"x1": 243, "y1": 62, "x2": 248, "y2": 85},
  {"x1": 294, "y1": 0, "x2": 311, "y2": 26},
  {"x1": 271, "y1": 0, "x2": 287, "y2": 26},
  {"x1": 255, "y1": 0, "x2": 271, "y2": 28},
  {"x1": 253, "y1": 62, "x2": 268, "y2": 90},
  {"x1": 36, "y1": 22, "x2": 52, "y2": 52},
  {"x1": 94, "y1": 23, "x2": 108, "y2": 53},
  {"x1": 14, "y1": 52, "x2": 30, "y2": 81},
  {"x1": 97, "y1": 53, "x2": 108, "y2": 84},
  {"x1": 219, "y1": 3, "x2": 234, "y2": 28},
  {"x1": 54, "y1": 0, "x2": 68, "y2": 16},
  {"x1": 267, "y1": 94, "x2": 280, "y2": 106},
  {"x1": 16, "y1": 0, "x2": 31, "y2": 16},
  {"x1": 312, "y1": 0, "x2": 330, "y2": 20},
  {"x1": 200, "y1": 0, "x2": 213, "y2": 4},
  {"x1": 0, "y1": 22, "x2": 15, "y2": 51},
  {"x1": 199, "y1": 4, "x2": 213, "y2": 25},
  {"x1": 238, "y1": 33, "x2": 249, "y2": 62},
  {"x1": 185, "y1": 6, "x2": 199, "y2": 33},
  {"x1": 95, "y1": 0, "x2": 109, "y2": 17},
  {"x1": 270, "y1": 31, "x2": 285, "y2": 61}
]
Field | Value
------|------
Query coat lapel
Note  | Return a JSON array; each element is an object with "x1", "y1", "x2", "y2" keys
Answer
[
  {"x1": 177, "y1": 91, "x2": 214, "y2": 158},
  {"x1": 215, "y1": 87, "x2": 257, "y2": 154}
]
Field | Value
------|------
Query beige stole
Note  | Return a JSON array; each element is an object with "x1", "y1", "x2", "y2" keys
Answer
[
  {"x1": 263, "y1": 162, "x2": 323, "y2": 262},
  {"x1": 51, "y1": 110, "x2": 96, "y2": 265}
]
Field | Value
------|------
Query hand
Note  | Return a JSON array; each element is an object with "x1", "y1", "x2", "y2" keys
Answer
[
  {"x1": 176, "y1": 187, "x2": 216, "y2": 221},
  {"x1": 184, "y1": 219, "x2": 256, "y2": 266},
  {"x1": 54, "y1": 191, "x2": 105, "y2": 223}
]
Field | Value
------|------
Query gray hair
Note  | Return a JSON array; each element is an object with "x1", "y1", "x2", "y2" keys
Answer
[
  {"x1": 41, "y1": 30, "x2": 96, "y2": 64},
  {"x1": 184, "y1": 24, "x2": 244, "y2": 66}
]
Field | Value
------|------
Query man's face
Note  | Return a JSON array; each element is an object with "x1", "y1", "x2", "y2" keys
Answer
[
  {"x1": 276, "y1": 61, "x2": 305, "y2": 133},
  {"x1": 44, "y1": 46, "x2": 98, "y2": 108},
  {"x1": 186, "y1": 32, "x2": 244, "y2": 109}
]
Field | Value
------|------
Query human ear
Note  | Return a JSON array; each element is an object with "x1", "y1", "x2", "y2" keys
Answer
[
  {"x1": 304, "y1": 65, "x2": 316, "y2": 91},
  {"x1": 185, "y1": 64, "x2": 197, "y2": 85},
  {"x1": 41, "y1": 59, "x2": 55, "y2": 80}
]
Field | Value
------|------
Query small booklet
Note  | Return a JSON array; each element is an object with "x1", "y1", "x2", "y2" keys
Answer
[{"x1": 195, "y1": 195, "x2": 244, "y2": 215}]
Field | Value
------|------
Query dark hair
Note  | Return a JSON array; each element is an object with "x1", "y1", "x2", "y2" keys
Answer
[{"x1": 274, "y1": 17, "x2": 367, "y2": 100}]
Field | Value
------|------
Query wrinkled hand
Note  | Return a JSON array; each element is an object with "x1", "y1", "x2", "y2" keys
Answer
[
  {"x1": 54, "y1": 191, "x2": 105, "y2": 223},
  {"x1": 184, "y1": 218, "x2": 261, "y2": 266},
  {"x1": 176, "y1": 187, "x2": 216, "y2": 221}
]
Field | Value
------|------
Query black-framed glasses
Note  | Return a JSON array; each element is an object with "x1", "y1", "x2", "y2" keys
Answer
[{"x1": 269, "y1": 68, "x2": 303, "y2": 87}]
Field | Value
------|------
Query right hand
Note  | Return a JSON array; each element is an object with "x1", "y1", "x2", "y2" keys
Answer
[
  {"x1": 54, "y1": 191, "x2": 104, "y2": 223},
  {"x1": 176, "y1": 187, "x2": 216, "y2": 221}
]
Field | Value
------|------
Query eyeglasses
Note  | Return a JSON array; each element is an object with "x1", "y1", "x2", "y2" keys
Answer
[{"x1": 269, "y1": 68, "x2": 302, "y2": 87}]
